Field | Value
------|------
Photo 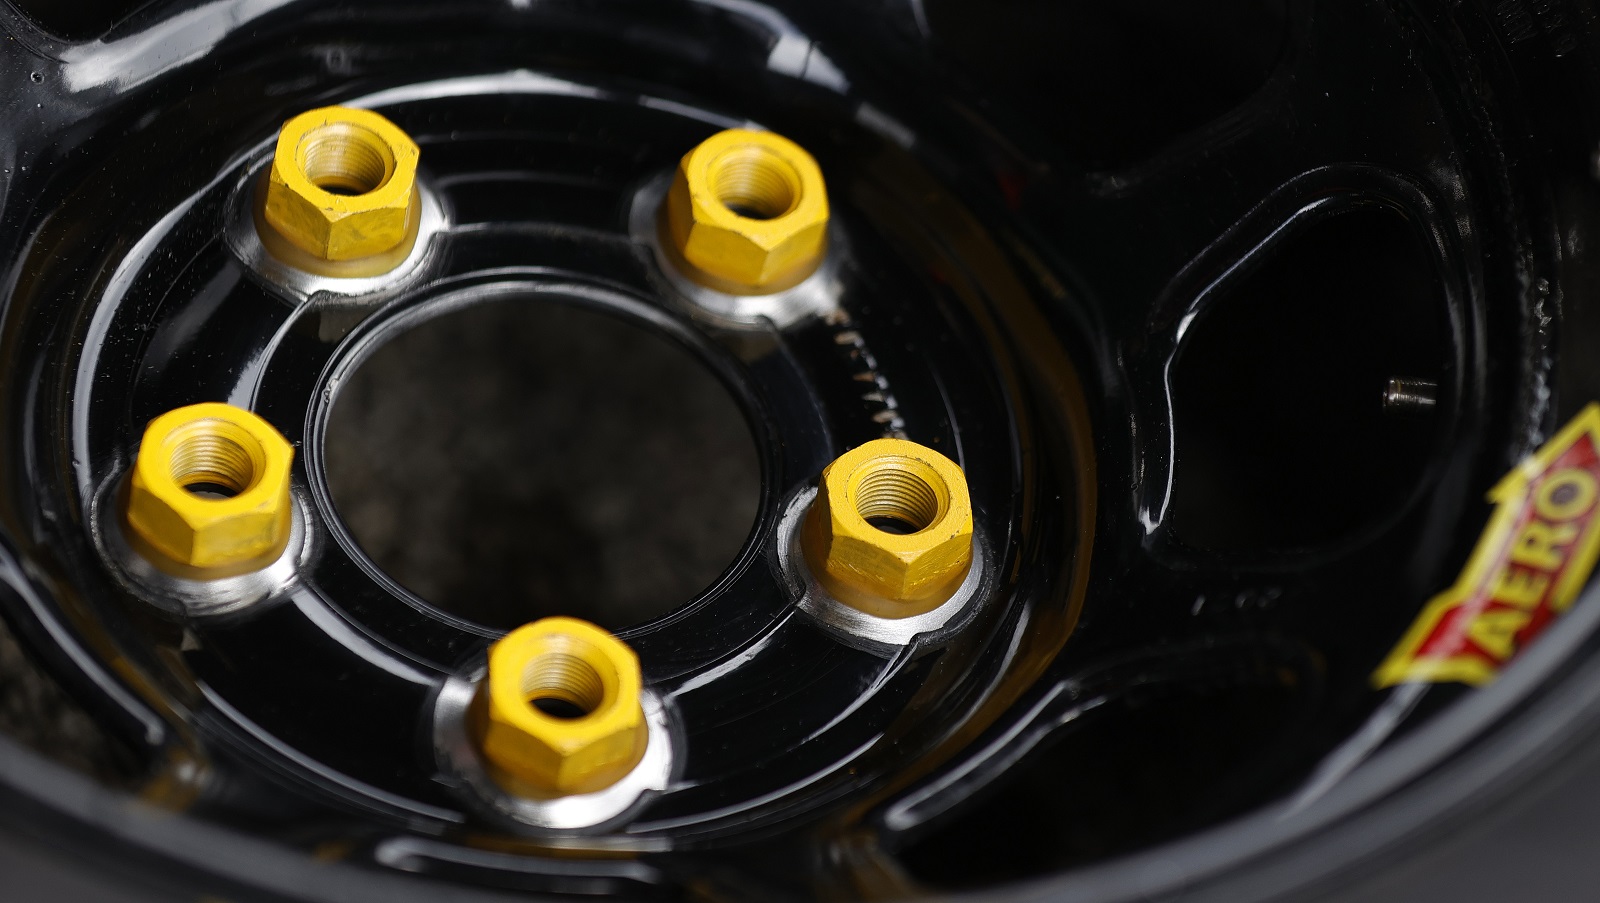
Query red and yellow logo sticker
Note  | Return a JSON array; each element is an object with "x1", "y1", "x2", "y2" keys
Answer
[{"x1": 1374, "y1": 403, "x2": 1600, "y2": 688}]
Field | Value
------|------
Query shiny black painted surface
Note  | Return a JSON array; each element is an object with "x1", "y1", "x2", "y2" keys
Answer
[{"x1": 0, "y1": 0, "x2": 1596, "y2": 900}]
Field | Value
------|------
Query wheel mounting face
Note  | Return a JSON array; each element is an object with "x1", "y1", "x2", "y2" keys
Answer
[
  {"x1": 19, "y1": 68, "x2": 1076, "y2": 877},
  {"x1": 0, "y1": 0, "x2": 1591, "y2": 901}
]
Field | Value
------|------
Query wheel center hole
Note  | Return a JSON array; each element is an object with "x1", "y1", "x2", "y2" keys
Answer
[{"x1": 324, "y1": 298, "x2": 760, "y2": 632}]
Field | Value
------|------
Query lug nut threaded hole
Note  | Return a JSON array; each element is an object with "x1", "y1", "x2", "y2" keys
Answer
[
  {"x1": 854, "y1": 461, "x2": 946, "y2": 535},
  {"x1": 296, "y1": 122, "x2": 396, "y2": 196},
  {"x1": 169, "y1": 426, "x2": 262, "y2": 500},
  {"x1": 711, "y1": 145, "x2": 802, "y2": 220},
  {"x1": 522, "y1": 652, "x2": 606, "y2": 720}
]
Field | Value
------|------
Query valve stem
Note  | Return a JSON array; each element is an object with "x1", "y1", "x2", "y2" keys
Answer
[{"x1": 1383, "y1": 378, "x2": 1438, "y2": 415}]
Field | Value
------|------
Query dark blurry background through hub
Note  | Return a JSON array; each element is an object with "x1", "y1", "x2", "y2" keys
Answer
[{"x1": 324, "y1": 298, "x2": 761, "y2": 632}]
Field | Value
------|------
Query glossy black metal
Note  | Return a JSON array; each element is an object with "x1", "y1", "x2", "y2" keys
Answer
[{"x1": 0, "y1": 0, "x2": 1598, "y2": 900}]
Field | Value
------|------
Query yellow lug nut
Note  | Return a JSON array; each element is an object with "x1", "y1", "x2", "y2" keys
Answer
[
  {"x1": 471, "y1": 617, "x2": 648, "y2": 796},
  {"x1": 663, "y1": 127, "x2": 830, "y2": 294},
  {"x1": 263, "y1": 106, "x2": 420, "y2": 262},
  {"x1": 124, "y1": 403, "x2": 295, "y2": 572},
  {"x1": 803, "y1": 438, "x2": 975, "y2": 618}
]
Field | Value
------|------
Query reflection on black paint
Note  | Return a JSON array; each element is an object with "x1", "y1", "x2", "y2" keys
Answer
[
  {"x1": 926, "y1": 0, "x2": 1290, "y2": 170},
  {"x1": 10, "y1": 0, "x2": 153, "y2": 40},
  {"x1": 901, "y1": 663, "x2": 1305, "y2": 885}
]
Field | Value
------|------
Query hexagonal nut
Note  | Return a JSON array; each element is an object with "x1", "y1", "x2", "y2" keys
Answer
[
  {"x1": 803, "y1": 438, "x2": 974, "y2": 618},
  {"x1": 473, "y1": 617, "x2": 648, "y2": 796},
  {"x1": 663, "y1": 128, "x2": 829, "y2": 294},
  {"x1": 263, "y1": 106, "x2": 420, "y2": 261},
  {"x1": 124, "y1": 403, "x2": 295, "y2": 572}
]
